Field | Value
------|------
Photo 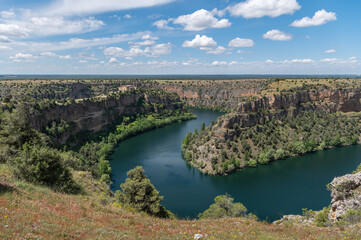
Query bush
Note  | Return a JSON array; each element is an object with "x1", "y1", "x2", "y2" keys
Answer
[
  {"x1": 10, "y1": 143, "x2": 81, "y2": 194},
  {"x1": 115, "y1": 166, "x2": 172, "y2": 218},
  {"x1": 314, "y1": 206, "x2": 331, "y2": 227},
  {"x1": 198, "y1": 194, "x2": 247, "y2": 219}
]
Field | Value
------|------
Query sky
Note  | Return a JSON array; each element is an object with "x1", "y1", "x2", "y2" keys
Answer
[{"x1": 0, "y1": 0, "x2": 360, "y2": 75}]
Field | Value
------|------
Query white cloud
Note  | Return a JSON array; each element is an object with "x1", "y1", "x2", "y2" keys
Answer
[
  {"x1": 324, "y1": 49, "x2": 336, "y2": 53},
  {"x1": 173, "y1": 9, "x2": 231, "y2": 31},
  {"x1": 228, "y1": 38, "x2": 254, "y2": 47},
  {"x1": 152, "y1": 19, "x2": 174, "y2": 30},
  {"x1": 124, "y1": 14, "x2": 132, "y2": 19},
  {"x1": 266, "y1": 60, "x2": 274, "y2": 63},
  {"x1": 40, "y1": 52, "x2": 57, "y2": 57},
  {"x1": 46, "y1": 0, "x2": 175, "y2": 16},
  {"x1": 282, "y1": 59, "x2": 314, "y2": 63},
  {"x1": 0, "y1": 45, "x2": 12, "y2": 51},
  {"x1": 141, "y1": 34, "x2": 158, "y2": 40},
  {"x1": 263, "y1": 29, "x2": 292, "y2": 41},
  {"x1": 321, "y1": 57, "x2": 357, "y2": 64},
  {"x1": 59, "y1": 55, "x2": 72, "y2": 59},
  {"x1": 0, "y1": 24, "x2": 29, "y2": 38},
  {"x1": 109, "y1": 57, "x2": 119, "y2": 64},
  {"x1": 1, "y1": 10, "x2": 16, "y2": 19},
  {"x1": 104, "y1": 43, "x2": 172, "y2": 58},
  {"x1": 291, "y1": 9, "x2": 336, "y2": 27},
  {"x1": 130, "y1": 40, "x2": 156, "y2": 46},
  {"x1": 0, "y1": 10, "x2": 104, "y2": 39},
  {"x1": 0, "y1": 36, "x2": 11, "y2": 43},
  {"x1": 182, "y1": 34, "x2": 217, "y2": 48},
  {"x1": 212, "y1": 61, "x2": 228, "y2": 66},
  {"x1": 206, "y1": 46, "x2": 228, "y2": 55},
  {"x1": 6, "y1": 32, "x2": 148, "y2": 52},
  {"x1": 26, "y1": 16, "x2": 104, "y2": 36},
  {"x1": 228, "y1": 0, "x2": 301, "y2": 18},
  {"x1": 9, "y1": 53, "x2": 37, "y2": 62}
]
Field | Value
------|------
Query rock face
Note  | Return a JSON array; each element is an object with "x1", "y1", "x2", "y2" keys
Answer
[
  {"x1": 329, "y1": 171, "x2": 361, "y2": 221},
  {"x1": 218, "y1": 88, "x2": 361, "y2": 140},
  {"x1": 30, "y1": 91, "x2": 182, "y2": 144}
]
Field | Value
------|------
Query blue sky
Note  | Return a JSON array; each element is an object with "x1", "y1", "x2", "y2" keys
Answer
[{"x1": 0, "y1": 0, "x2": 360, "y2": 74}]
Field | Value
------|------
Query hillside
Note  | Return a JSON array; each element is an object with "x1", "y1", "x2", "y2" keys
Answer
[{"x1": 1, "y1": 165, "x2": 360, "y2": 240}]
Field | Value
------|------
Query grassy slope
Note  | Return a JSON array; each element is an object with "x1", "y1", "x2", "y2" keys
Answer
[{"x1": 1, "y1": 165, "x2": 360, "y2": 240}]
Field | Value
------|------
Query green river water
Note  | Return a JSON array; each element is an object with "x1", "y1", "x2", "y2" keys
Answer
[{"x1": 110, "y1": 109, "x2": 361, "y2": 221}]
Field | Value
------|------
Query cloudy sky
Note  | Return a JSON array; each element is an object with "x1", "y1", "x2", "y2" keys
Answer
[{"x1": 0, "y1": 0, "x2": 359, "y2": 74}]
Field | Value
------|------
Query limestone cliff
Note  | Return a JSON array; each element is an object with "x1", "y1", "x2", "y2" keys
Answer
[
  {"x1": 329, "y1": 171, "x2": 361, "y2": 221},
  {"x1": 30, "y1": 90, "x2": 182, "y2": 144}
]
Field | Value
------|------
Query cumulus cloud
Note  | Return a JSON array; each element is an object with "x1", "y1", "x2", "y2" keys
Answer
[
  {"x1": 263, "y1": 29, "x2": 292, "y2": 41},
  {"x1": 9, "y1": 53, "x2": 37, "y2": 62},
  {"x1": 46, "y1": 0, "x2": 175, "y2": 16},
  {"x1": 40, "y1": 52, "x2": 57, "y2": 58},
  {"x1": 228, "y1": 38, "x2": 254, "y2": 47},
  {"x1": 212, "y1": 61, "x2": 228, "y2": 66},
  {"x1": 173, "y1": 9, "x2": 231, "y2": 31},
  {"x1": 291, "y1": 9, "x2": 336, "y2": 27},
  {"x1": 228, "y1": 0, "x2": 301, "y2": 18},
  {"x1": 206, "y1": 46, "x2": 228, "y2": 55},
  {"x1": 152, "y1": 19, "x2": 174, "y2": 30},
  {"x1": 324, "y1": 49, "x2": 336, "y2": 53},
  {"x1": 182, "y1": 34, "x2": 217, "y2": 48},
  {"x1": 104, "y1": 43, "x2": 172, "y2": 59},
  {"x1": 124, "y1": 14, "x2": 132, "y2": 19}
]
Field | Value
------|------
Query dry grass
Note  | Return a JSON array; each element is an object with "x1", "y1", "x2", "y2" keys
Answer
[{"x1": 1, "y1": 164, "x2": 361, "y2": 240}]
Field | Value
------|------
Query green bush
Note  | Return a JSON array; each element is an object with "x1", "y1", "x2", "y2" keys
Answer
[
  {"x1": 198, "y1": 194, "x2": 247, "y2": 219},
  {"x1": 115, "y1": 166, "x2": 172, "y2": 218},
  {"x1": 10, "y1": 143, "x2": 81, "y2": 194},
  {"x1": 314, "y1": 206, "x2": 331, "y2": 227}
]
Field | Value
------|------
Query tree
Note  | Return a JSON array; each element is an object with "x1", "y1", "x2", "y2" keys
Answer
[
  {"x1": 201, "y1": 122, "x2": 206, "y2": 131},
  {"x1": 198, "y1": 194, "x2": 247, "y2": 219},
  {"x1": 115, "y1": 166, "x2": 172, "y2": 218},
  {"x1": 10, "y1": 143, "x2": 80, "y2": 194}
]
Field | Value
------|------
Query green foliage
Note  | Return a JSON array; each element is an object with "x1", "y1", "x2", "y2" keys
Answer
[
  {"x1": 340, "y1": 209, "x2": 361, "y2": 224},
  {"x1": 10, "y1": 143, "x2": 81, "y2": 194},
  {"x1": 115, "y1": 166, "x2": 172, "y2": 218},
  {"x1": 302, "y1": 208, "x2": 316, "y2": 219},
  {"x1": 314, "y1": 206, "x2": 331, "y2": 227},
  {"x1": 198, "y1": 194, "x2": 247, "y2": 219}
]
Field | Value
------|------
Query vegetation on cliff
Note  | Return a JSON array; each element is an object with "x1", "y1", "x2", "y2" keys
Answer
[{"x1": 182, "y1": 111, "x2": 361, "y2": 175}]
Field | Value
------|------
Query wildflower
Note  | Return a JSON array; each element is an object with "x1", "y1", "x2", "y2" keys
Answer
[{"x1": 194, "y1": 233, "x2": 203, "y2": 239}]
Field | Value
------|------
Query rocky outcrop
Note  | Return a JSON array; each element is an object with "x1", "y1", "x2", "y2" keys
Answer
[
  {"x1": 218, "y1": 88, "x2": 361, "y2": 140},
  {"x1": 30, "y1": 90, "x2": 182, "y2": 144},
  {"x1": 237, "y1": 89, "x2": 361, "y2": 114},
  {"x1": 329, "y1": 171, "x2": 361, "y2": 221}
]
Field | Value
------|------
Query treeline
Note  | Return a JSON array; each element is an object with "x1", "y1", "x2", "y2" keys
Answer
[{"x1": 183, "y1": 111, "x2": 361, "y2": 175}]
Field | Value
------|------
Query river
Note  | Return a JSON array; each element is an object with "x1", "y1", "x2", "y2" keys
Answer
[{"x1": 110, "y1": 109, "x2": 361, "y2": 221}]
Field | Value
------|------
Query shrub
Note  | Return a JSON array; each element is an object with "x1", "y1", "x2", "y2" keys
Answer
[
  {"x1": 10, "y1": 143, "x2": 81, "y2": 194},
  {"x1": 198, "y1": 194, "x2": 247, "y2": 219},
  {"x1": 115, "y1": 166, "x2": 172, "y2": 218},
  {"x1": 314, "y1": 206, "x2": 331, "y2": 227}
]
